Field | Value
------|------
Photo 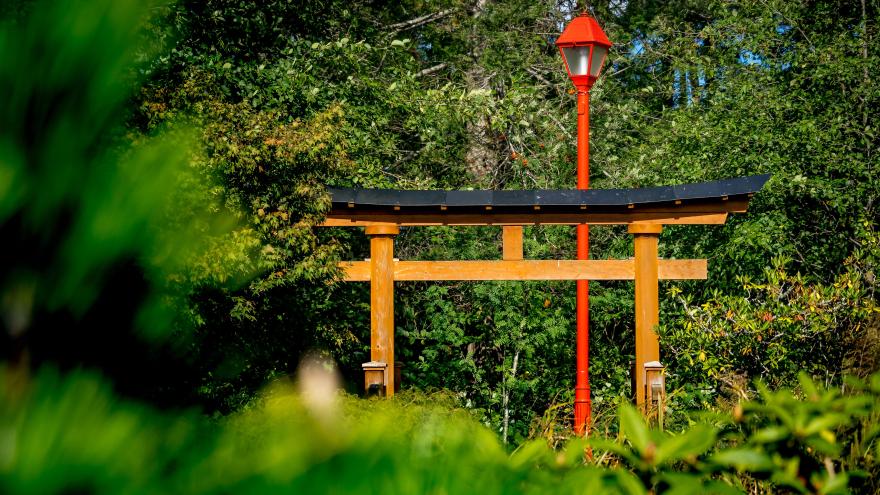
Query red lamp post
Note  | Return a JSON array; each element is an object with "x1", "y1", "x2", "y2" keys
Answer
[{"x1": 556, "y1": 12, "x2": 612, "y2": 436}]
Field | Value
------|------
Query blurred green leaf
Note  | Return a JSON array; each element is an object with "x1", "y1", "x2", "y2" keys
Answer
[
  {"x1": 654, "y1": 425, "x2": 717, "y2": 465},
  {"x1": 710, "y1": 449, "x2": 773, "y2": 472},
  {"x1": 619, "y1": 403, "x2": 650, "y2": 454}
]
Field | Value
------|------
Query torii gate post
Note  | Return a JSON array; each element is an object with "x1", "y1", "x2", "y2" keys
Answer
[
  {"x1": 631, "y1": 224, "x2": 661, "y2": 412},
  {"x1": 366, "y1": 225, "x2": 398, "y2": 397}
]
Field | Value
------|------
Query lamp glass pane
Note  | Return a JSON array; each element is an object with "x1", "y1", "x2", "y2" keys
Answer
[
  {"x1": 562, "y1": 46, "x2": 589, "y2": 76},
  {"x1": 590, "y1": 46, "x2": 608, "y2": 77}
]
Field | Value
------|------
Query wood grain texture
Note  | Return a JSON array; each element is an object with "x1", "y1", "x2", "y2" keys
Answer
[
  {"x1": 633, "y1": 231, "x2": 661, "y2": 410},
  {"x1": 339, "y1": 259, "x2": 706, "y2": 281},
  {"x1": 502, "y1": 226, "x2": 523, "y2": 260},
  {"x1": 364, "y1": 225, "x2": 400, "y2": 236},
  {"x1": 369, "y1": 234, "x2": 395, "y2": 396},
  {"x1": 628, "y1": 224, "x2": 663, "y2": 234}
]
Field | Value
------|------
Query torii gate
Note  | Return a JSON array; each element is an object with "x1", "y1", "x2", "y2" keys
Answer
[{"x1": 319, "y1": 174, "x2": 769, "y2": 418}]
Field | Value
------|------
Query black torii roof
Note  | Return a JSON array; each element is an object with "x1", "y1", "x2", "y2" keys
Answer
[{"x1": 328, "y1": 174, "x2": 770, "y2": 213}]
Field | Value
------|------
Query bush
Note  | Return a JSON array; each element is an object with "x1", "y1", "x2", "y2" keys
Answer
[
  {"x1": 659, "y1": 220, "x2": 880, "y2": 411},
  {"x1": 3, "y1": 366, "x2": 879, "y2": 494}
]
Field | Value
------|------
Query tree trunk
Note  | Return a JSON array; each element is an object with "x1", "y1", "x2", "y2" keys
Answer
[
  {"x1": 861, "y1": 0, "x2": 871, "y2": 160},
  {"x1": 464, "y1": 0, "x2": 498, "y2": 181},
  {"x1": 502, "y1": 348, "x2": 519, "y2": 445}
]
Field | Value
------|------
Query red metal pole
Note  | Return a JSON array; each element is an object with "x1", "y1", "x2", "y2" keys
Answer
[{"x1": 574, "y1": 88, "x2": 591, "y2": 436}]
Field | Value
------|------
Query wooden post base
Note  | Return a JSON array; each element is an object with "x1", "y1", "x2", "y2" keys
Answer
[
  {"x1": 644, "y1": 361, "x2": 666, "y2": 427},
  {"x1": 363, "y1": 361, "x2": 387, "y2": 397}
]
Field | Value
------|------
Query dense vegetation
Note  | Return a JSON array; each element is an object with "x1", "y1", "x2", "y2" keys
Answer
[
  {"x1": 4, "y1": 366, "x2": 879, "y2": 494},
  {"x1": 1, "y1": 0, "x2": 878, "y2": 493}
]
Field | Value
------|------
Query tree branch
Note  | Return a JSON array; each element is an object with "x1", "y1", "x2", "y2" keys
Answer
[
  {"x1": 387, "y1": 9, "x2": 453, "y2": 34},
  {"x1": 416, "y1": 63, "x2": 448, "y2": 77},
  {"x1": 525, "y1": 66, "x2": 555, "y2": 89}
]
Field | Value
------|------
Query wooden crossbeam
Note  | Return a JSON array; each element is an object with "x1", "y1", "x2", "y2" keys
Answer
[{"x1": 339, "y1": 259, "x2": 706, "y2": 281}]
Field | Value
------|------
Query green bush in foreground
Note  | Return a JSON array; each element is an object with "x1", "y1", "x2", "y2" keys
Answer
[{"x1": 2, "y1": 367, "x2": 878, "y2": 494}]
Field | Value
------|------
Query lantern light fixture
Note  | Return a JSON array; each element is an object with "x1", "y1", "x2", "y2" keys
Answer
[{"x1": 555, "y1": 13, "x2": 612, "y2": 90}]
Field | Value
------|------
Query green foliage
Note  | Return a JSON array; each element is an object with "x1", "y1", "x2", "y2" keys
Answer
[
  {"x1": 4, "y1": 367, "x2": 879, "y2": 494},
  {"x1": 0, "y1": 367, "x2": 602, "y2": 494},
  {"x1": 592, "y1": 403, "x2": 727, "y2": 494},
  {"x1": 660, "y1": 222, "x2": 880, "y2": 409},
  {"x1": 135, "y1": 0, "x2": 526, "y2": 408},
  {"x1": 591, "y1": 374, "x2": 880, "y2": 494},
  {"x1": 401, "y1": 277, "x2": 575, "y2": 444},
  {"x1": 0, "y1": 0, "x2": 229, "y2": 410},
  {"x1": 0, "y1": 0, "x2": 195, "y2": 316},
  {"x1": 594, "y1": 0, "x2": 879, "y2": 284},
  {"x1": 709, "y1": 376, "x2": 877, "y2": 493}
]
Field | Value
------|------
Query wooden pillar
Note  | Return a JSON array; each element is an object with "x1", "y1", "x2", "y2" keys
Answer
[
  {"x1": 502, "y1": 226, "x2": 523, "y2": 260},
  {"x1": 366, "y1": 225, "x2": 399, "y2": 396},
  {"x1": 629, "y1": 224, "x2": 662, "y2": 411}
]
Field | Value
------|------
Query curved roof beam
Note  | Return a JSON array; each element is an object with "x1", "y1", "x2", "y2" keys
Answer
[{"x1": 321, "y1": 174, "x2": 769, "y2": 226}]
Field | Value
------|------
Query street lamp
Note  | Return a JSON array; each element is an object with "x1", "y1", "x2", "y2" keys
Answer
[
  {"x1": 557, "y1": 14, "x2": 612, "y2": 91},
  {"x1": 556, "y1": 12, "x2": 612, "y2": 437}
]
